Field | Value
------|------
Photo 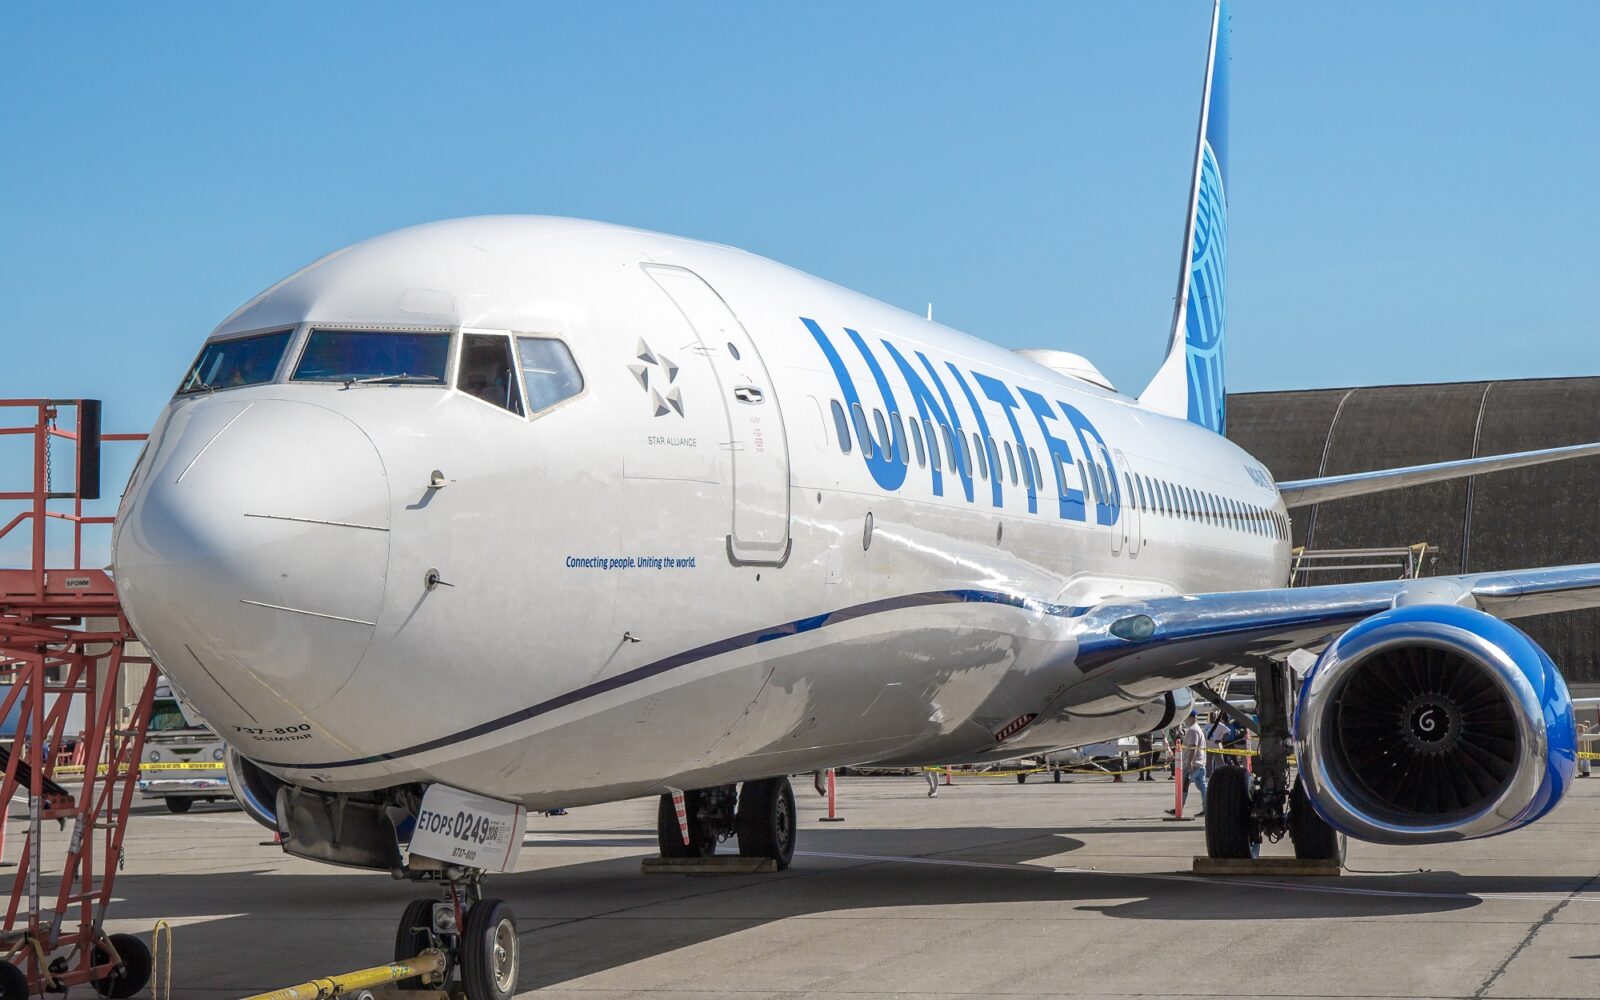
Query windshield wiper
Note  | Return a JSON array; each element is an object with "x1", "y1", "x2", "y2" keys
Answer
[
  {"x1": 181, "y1": 374, "x2": 218, "y2": 395},
  {"x1": 341, "y1": 373, "x2": 443, "y2": 388}
]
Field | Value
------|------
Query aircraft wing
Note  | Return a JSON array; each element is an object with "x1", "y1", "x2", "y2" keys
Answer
[
  {"x1": 1063, "y1": 563, "x2": 1600, "y2": 703},
  {"x1": 1276, "y1": 440, "x2": 1600, "y2": 508}
]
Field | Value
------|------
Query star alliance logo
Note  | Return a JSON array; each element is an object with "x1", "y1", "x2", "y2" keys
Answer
[{"x1": 628, "y1": 339, "x2": 684, "y2": 418}]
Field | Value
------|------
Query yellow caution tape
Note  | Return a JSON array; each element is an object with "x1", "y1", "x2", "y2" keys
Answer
[{"x1": 53, "y1": 761, "x2": 226, "y2": 777}]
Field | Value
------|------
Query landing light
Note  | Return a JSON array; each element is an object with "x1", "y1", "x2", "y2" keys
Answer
[{"x1": 1110, "y1": 615, "x2": 1156, "y2": 642}]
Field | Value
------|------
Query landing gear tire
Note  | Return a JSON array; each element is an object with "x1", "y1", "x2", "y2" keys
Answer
[
  {"x1": 395, "y1": 897, "x2": 452, "y2": 987},
  {"x1": 1016, "y1": 772, "x2": 1027, "y2": 784},
  {"x1": 737, "y1": 776, "x2": 796, "y2": 870},
  {"x1": 460, "y1": 898, "x2": 518, "y2": 1000},
  {"x1": 90, "y1": 933, "x2": 152, "y2": 999},
  {"x1": 657, "y1": 792, "x2": 716, "y2": 858},
  {"x1": 1204, "y1": 765, "x2": 1260, "y2": 860},
  {"x1": 1053, "y1": 769, "x2": 1062, "y2": 784},
  {"x1": 1288, "y1": 777, "x2": 1346, "y2": 864},
  {"x1": 164, "y1": 797, "x2": 192, "y2": 814},
  {"x1": 0, "y1": 961, "x2": 27, "y2": 1000}
]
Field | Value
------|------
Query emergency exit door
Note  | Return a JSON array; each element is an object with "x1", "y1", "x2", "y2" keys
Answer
[
  {"x1": 1115, "y1": 448, "x2": 1141, "y2": 555},
  {"x1": 642, "y1": 264, "x2": 791, "y2": 565}
]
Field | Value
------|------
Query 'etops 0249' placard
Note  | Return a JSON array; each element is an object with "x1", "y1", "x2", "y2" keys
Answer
[{"x1": 409, "y1": 784, "x2": 528, "y2": 872}]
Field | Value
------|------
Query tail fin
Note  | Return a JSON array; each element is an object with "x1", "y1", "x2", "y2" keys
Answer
[{"x1": 1139, "y1": 0, "x2": 1229, "y2": 434}]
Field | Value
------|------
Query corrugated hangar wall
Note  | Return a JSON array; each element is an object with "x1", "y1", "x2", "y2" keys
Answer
[{"x1": 1227, "y1": 377, "x2": 1600, "y2": 685}]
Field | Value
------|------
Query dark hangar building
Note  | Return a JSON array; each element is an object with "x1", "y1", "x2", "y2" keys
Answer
[{"x1": 1226, "y1": 376, "x2": 1600, "y2": 687}]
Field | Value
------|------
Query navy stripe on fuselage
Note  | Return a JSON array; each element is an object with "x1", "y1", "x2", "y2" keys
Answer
[{"x1": 251, "y1": 589, "x2": 1090, "y2": 771}]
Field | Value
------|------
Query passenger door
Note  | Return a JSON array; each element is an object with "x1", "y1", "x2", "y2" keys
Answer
[{"x1": 641, "y1": 264, "x2": 791, "y2": 565}]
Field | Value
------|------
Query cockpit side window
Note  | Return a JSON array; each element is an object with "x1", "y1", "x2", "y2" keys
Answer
[
  {"x1": 459, "y1": 334, "x2": 524, "y2": 416},
  {"x1": 177, "y1": 329, "x2": 292, "y2": 395},
  {"x1": 293, "y1": 330, "x2": 449, "y2": 386},
  {"x1": 516, "y1": 337, "x2": 584, "y2": 413}
]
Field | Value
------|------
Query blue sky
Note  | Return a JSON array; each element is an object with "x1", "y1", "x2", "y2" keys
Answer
[{"x1": 2, "y1": 2, "x2": 1596, "y2": 561}]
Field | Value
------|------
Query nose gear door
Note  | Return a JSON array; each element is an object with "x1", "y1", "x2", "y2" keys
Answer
[{"x1": 642, "y1": 264, "x2": 791, "y2": 566}]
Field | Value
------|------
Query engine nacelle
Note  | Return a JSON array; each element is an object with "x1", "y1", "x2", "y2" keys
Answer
[
  {"x1": 1294, "y1": 604, "x2": 1575, "y2": 845},
  {"x1": 224, "y1": 746, "x2": 286, "y2": 832}
]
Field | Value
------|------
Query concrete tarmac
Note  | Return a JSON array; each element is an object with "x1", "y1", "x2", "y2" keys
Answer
[{"x1": 35, "y1": 772, "x2": 1599, "y2": 998}]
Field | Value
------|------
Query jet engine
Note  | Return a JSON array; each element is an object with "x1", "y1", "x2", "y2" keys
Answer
[
  {"x1": 1294, "y1": 604, "x2": 1575, "y2": 844},
  {"x1": 224, "y1": 746, "x2": 285, "y2": 831}
]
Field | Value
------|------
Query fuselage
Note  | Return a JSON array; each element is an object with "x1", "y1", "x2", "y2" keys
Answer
[{"x1": 113, "y1": 216, "x2": 1290, "y2": 809}]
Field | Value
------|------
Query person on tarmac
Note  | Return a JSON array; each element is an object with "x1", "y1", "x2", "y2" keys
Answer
[
  {"x1": 925, "y1": 767, "x2": 940, "y2": 797},
  {"x1": 1165, "y1": 709, "x2": 1209, "y2": 816},
  {"x1": 1136, "y1": 732, "x2": 1155, "y2": 781}
]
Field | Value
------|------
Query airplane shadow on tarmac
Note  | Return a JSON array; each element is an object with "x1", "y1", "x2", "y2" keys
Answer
[{"x1": 94, "y1": 818, "x2": 1599, "y2": 993}]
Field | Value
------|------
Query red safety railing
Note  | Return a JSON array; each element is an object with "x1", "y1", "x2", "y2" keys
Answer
[{"x1": 0, "y1": 399, "x2": 156, "y2": 993}]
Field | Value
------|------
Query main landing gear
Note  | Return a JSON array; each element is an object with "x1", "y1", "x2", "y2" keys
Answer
[
  {"x1": 394, "y1": 872, "x2": 519, "y2": 1000},
  {"x1": 1201, "y1": 661, "x2": 1346, "y2": 865},
  {"x1": 656, "y1": 776, "x2": 797, "y2": 869}
]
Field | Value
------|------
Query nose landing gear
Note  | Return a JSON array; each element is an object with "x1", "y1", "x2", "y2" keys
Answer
[{"x1": 393, "y1": 874, "x2": 519, "y2": 1000}]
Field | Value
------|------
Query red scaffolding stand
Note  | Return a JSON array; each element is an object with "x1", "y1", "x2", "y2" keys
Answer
[{"x1": 0, "y1": 399, "x2": 154, "y2": 997}]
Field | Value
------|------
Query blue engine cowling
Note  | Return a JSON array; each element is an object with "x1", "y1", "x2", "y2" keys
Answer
[
  {"x1": 224, "y1": 746, "x2": 285, "y2": 832},
  {"x1": 1294, "y1": 604, "x2": 1575, "y2": 845}
]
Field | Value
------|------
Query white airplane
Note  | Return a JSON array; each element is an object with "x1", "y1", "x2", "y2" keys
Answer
[{"x1": 111, "y1": 3, "x2": 1600, "y2": 996}]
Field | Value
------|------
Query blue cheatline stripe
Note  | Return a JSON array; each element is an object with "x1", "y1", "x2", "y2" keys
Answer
[{"x1": 252, "y1": 589, "x2": 1091, "y2": 772}]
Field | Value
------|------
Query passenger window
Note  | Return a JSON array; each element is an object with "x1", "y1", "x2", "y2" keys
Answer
[
  {"x1": 910, "y1": 417, "x2": 926, "y2": 467},
  {"x1": 1019, "y1": 445, "x2": 1033, "y2": 489},
  {"x1": 1004, "y1": 442, "x2": 1018, "y2": 485},
  {"x1": 1029, "y1": 449, "x2": 1042, "y2": 491},
  {"x1": 852, "y1": 403, "x2": 874, "y2": 459},
  {"x1": 891, "y1": 412, "x2": 909, "y2": 466},
  {"x1": 178, "y1": 329, "x2": 293, "y2": 395},
  {"x1": 973, "y1": 433, "x2": 988, "y2": 480},
  {"x1": 516, "y1": 337, "x2": 583, "y2": 413},
  {"x1": 831, "y1": 400, "x2": 852, "y2": 454},
  {"x1": 986, "y1": 438, "x2": 1000, "y2": 484},
  {"x1": 873, "y1": 409, "x2": 891, "y2": 461},
  {"x1": 1054, "y1": 455, "x2": 1068, "y2": 497},
  {"x1": 1126, "y1": 474, "x2": 1137, "y2": 510},
  {"x1": 956, "y1": 429, "x2": 972, "y2": 476},
  {"x1": 459, "y1": 334, "x2": 524, "y2": 415}
]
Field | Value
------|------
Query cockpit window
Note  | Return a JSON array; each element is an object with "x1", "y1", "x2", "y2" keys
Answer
[
  {"x1": 459, "y1": 333, "x2": 524, "y2": 415},
  {"x1": 176, "y1": 330, "x2": 292, "y2": 395},
  {"x1": 292, "y1": 330, "x2": 449, "y2": 385},
  {"x1": 516, "y1": 337, "x2": 584, "y2": 413}
]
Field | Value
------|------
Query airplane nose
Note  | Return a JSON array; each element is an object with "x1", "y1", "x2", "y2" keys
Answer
[{"x1": 115, "y1": 399, "x2": 391, "y2": 719}]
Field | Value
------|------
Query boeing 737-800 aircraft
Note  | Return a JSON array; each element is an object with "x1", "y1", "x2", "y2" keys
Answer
[{"x1": 111, "y1": 4, "x2": 1600, "y2": 996}]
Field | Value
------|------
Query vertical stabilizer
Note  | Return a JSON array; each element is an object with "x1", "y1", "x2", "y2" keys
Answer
[{"x1": 1139, "y1": 0, "x2": 1229, "y2": 434}]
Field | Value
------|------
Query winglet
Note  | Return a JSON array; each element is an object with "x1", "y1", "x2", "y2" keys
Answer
[{"x1": 1139, "y1": 0, "x2": 1229, "y2": 434}]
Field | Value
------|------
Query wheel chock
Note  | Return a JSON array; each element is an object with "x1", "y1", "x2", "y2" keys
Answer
[
  {"x1": 1191, "y1": 856, "x2": 1341, "y2": 876},
  {"x1": 641, "y1": 855, "x2": 778, "y2": 875}
]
